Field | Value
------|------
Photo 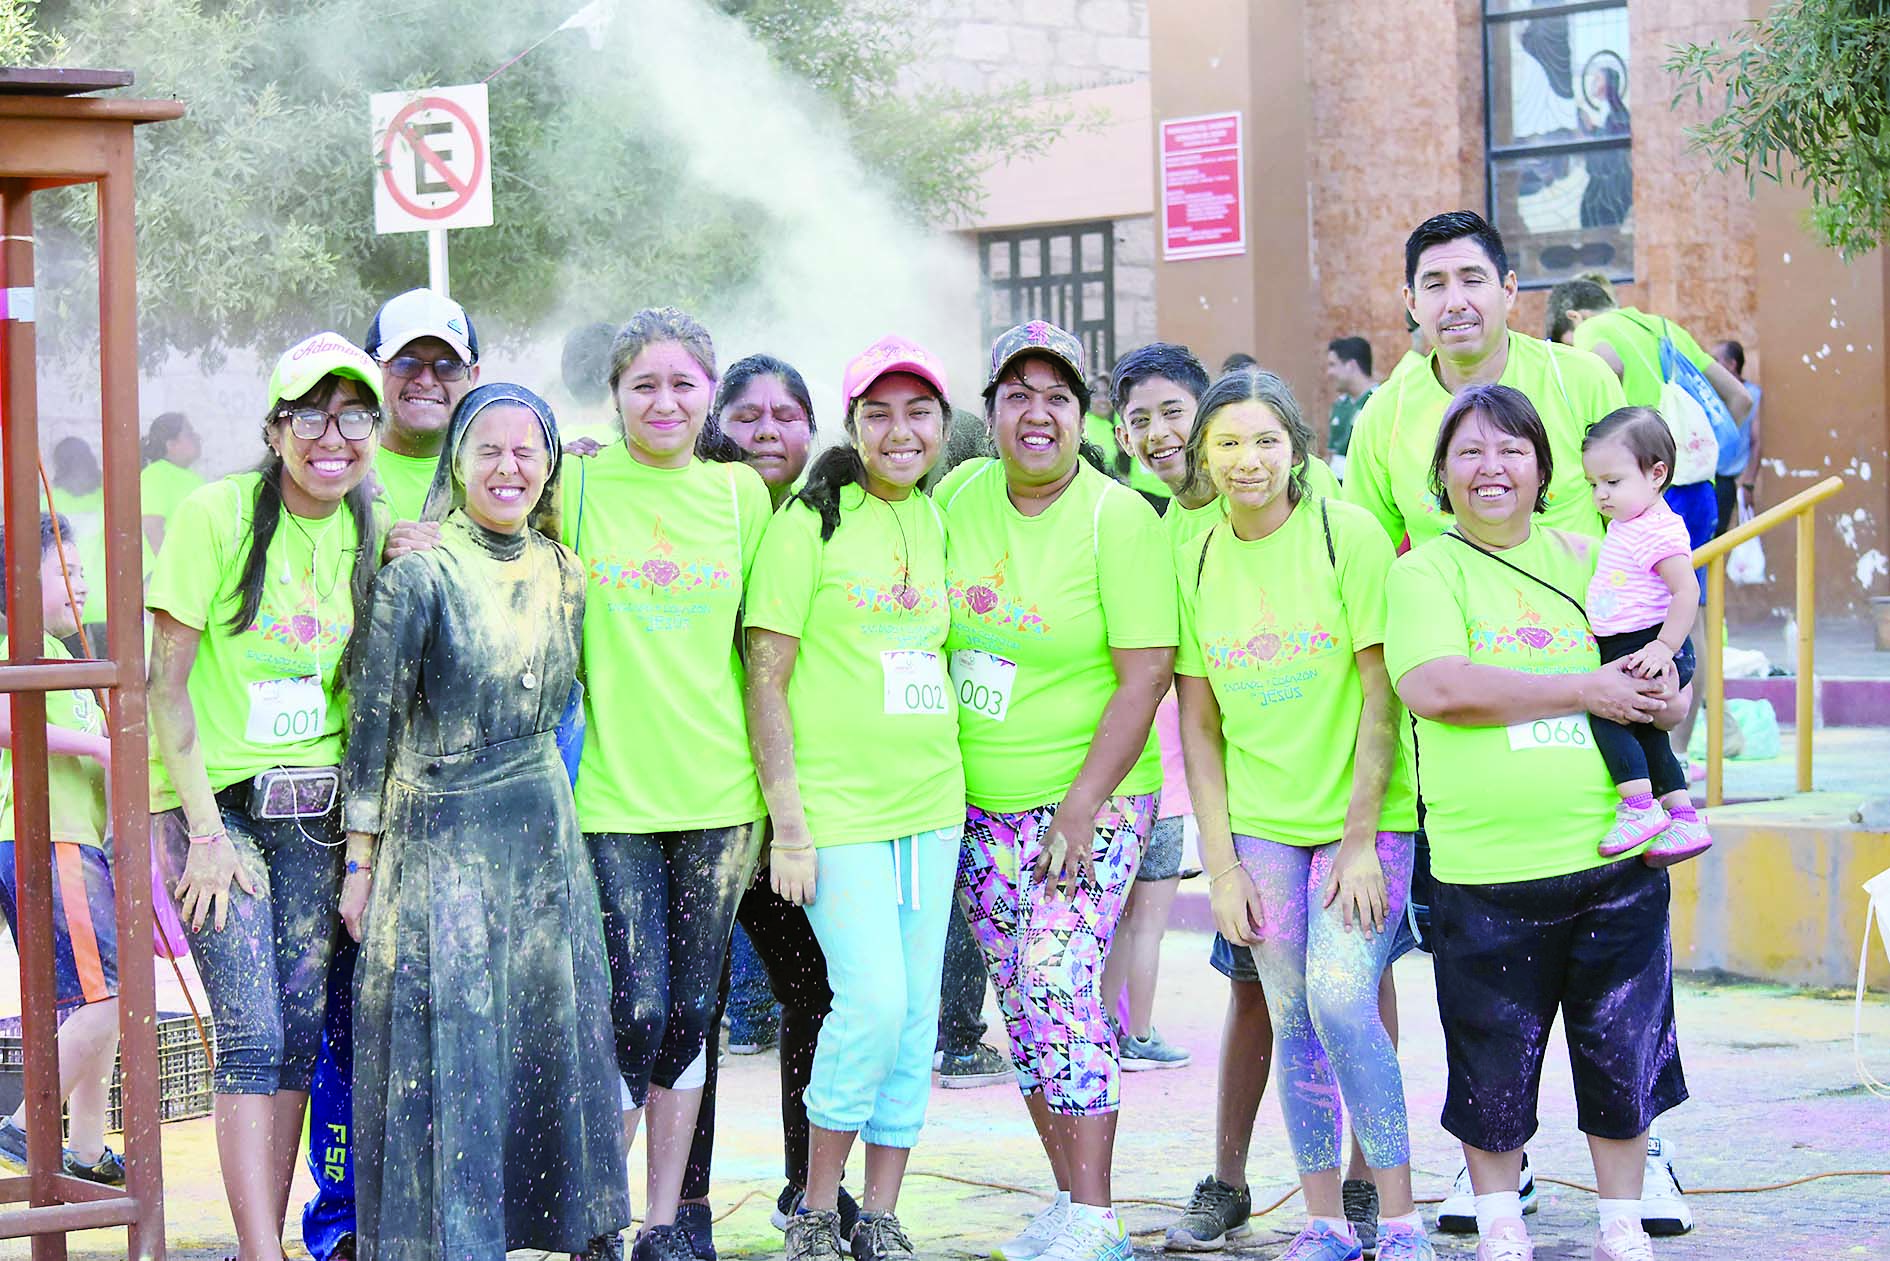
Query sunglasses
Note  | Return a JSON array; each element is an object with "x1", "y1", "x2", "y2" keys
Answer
[
  {"x1": 383, "y1": 354, "x2": 472, "y2": 382},
  {"x1": 277, "y1": 405, "x2": 381, "y2": 441}
]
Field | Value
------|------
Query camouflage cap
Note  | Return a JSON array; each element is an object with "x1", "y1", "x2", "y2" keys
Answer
[{"x1": 984, "y1": 320, "x2": 1085, "y2": 392}]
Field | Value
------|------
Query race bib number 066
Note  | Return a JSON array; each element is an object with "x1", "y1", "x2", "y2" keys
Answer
[
  {"x1": 246, "y1": 675, "x2": 327, "y2": 745},
  {"x1": 1506, "y1": 713, "x2": 1591, "y2": 752},
  {"x1": 949, "y1": 649, "x2": 1016, "y2": 722}
]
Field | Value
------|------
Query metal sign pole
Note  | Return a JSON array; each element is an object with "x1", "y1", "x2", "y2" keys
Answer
[{"x1": 428, "y1": 226, "x2": 449, "y2": 296}]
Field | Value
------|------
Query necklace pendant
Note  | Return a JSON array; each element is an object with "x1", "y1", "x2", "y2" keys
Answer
[{"x1": 521, "y1": 670, "x2": 538, "y2": 691}]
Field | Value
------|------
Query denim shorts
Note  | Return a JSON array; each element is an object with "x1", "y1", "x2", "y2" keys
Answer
[
  {"x1": 1211, "y1": 902, "x2": 1418, "y2": 983},
  {"x1": 1138, "y1": 815, "x2": 1185, "y2": 882}
]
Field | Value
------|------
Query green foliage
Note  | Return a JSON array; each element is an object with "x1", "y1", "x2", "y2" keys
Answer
[
  {"x1": 27, "y1": 0, "x2": 1063, "y2": 363},
  {"x1": 1668, "y1": 0, "x2": 1890, "y2": 255},
  {"x1": 0, "y1": 0, "x2": 63, "y2": 64}
]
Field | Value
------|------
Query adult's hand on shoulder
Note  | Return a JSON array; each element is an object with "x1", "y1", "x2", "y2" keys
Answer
[
  {"x1": 383, "y1": 520, "x2": 442, "y2": 562},
  {"x1": 563, "y1": 437, "x2": 602, "y2": 457}
]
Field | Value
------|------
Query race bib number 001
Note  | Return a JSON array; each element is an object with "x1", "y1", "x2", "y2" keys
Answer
[
  {"x1": 246, "y1": 675, "x2": 327, "y2": 745},
  {"x1": 949, "y1": 649, "x2": 1016, "y2": 722},
  {"x1": 882, "y1": 650, "x2": 950, "y2": 716},
  {"x1": 1506, "y1": 713, "x2": 1591, "y2": 753}
]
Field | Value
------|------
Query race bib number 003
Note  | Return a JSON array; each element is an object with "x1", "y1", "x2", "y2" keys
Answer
[
  {"x1": 246, "y1": 675, "x2": 327, "y2": 745},
  {"x1": 1506, "y1": 713, "x2": 1591, "y2": 752},
  {"x1": 882, "y1": 650, "x2": 950, "y2": 716},
  {"x1": 949, "y1": 649, "x2": 1016, "y2": 722}
]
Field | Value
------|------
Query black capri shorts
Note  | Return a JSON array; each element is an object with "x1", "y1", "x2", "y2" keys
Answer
[{"x1": 1429, "y1": 857, "x2": 1688, "y2": 1152}]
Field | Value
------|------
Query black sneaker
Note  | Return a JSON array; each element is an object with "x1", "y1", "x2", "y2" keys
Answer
[
  {"x1": 849, "y1": 1210, "x2": 916, "y2": 1261},
  {"x1": 0, "y1": 1118, "x2": 26, "y2": 1173},
  {"x1": 785, "y1": 1209, "x2": 847, "y2": 1261},
  {"x1": 934, "y1": 1042, "x2": 1010, "y2": 1089},
  {"x1": 771, "y1": 1183, "x2": 862, "y2": 1239},
  {"x1": 1342, "y1": 1178, "x2": 1379, "y2": 1258},
  {"x1": 631, "y1": 1224, "x2": 695, "y2": 1261},
  {"x1": 1162, "y1": 1175, "x2": 1252, "y2": 1252},
  {"x1": 676, "y1": 1202, "x2": 716, "y2": 1260},
  {"x1": 61, "y1": 1144, "x2": 125, "y2": 1187},
  {"x1": 576, "y1": 1231, "x2": 625, "y2": 1261}
]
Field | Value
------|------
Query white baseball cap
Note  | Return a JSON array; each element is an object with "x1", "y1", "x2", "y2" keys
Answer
[{"x1": 363, "y1": 288, "x2": 480, "y2": 365}]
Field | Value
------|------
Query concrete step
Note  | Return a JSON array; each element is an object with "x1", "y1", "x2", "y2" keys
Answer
[{"x1": 1726, "y1": 675, "x2": 1890, "y2": 726}]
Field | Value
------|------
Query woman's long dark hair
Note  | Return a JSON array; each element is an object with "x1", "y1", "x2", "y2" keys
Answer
[
  {"x1": 140, "y1": 411, "x2": 189, "y2": 468},
  {"x1": 226, "y1": 378, "x2": 382, "y2": 670},
  {"x1": 794, "y1": 380, "x2": 949, "y2": 542}
]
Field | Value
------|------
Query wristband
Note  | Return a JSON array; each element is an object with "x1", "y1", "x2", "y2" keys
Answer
[
  {"x1": 770, "y1": 841, "x2": 814, "y2": 853},
  {"x1": 186, "y1": 829, "x2": 225, "y2": 846},
  {"x1": 1208, "y1": 861, "x2": 1242, "y2": 885},
  {"x1": 346, "y1": 860, "x2": 372, "y2": 876}
]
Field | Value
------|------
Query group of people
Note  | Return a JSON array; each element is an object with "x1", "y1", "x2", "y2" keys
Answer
[{"x1": 0, "y1": 208, "x2": 1731, "y2": 1261}]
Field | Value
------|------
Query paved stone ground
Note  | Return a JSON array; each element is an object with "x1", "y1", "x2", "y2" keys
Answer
[{"x1": 20, "y1": 928, "x2": 1888, "y2": 1260}]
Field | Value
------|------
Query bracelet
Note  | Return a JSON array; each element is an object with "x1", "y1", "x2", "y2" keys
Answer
[
  {"x1": 186, "y1": 829, "x2": 226, "y2": 846},
  {"x1": 346, "y1": 860, "x2": 372, "y2": 875},
  {"x1": 1208, "y1": 861, "x2": 1243, "y2": 885},
  {"x1": 770, "y1": 841, "x2": 814, "y2": 853}
]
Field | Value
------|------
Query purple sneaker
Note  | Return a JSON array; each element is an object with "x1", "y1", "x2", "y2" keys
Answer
[
  {"x1": 1279, "y1": 1222, "x2": 1363, "y2": 1261},
  {"x1": 1375, "y1": 1221, "x2": 1436, "y2": 1261},
  {"x1": 1599, "y1": 800, "x2": 1668, "y2": 857},
  {"x1": 1643, "y1": 813, "x2": 1712, "y2": 868}
]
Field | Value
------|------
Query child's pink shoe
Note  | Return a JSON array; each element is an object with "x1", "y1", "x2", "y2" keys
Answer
[
  {"x1": 1599, "y1": 800, "x2": 1669, "y2": 857},
  {"x1": 1643, "y1": 814, "x2": 1712, "y2": 868},
  {"x1": 1593, "y1": 1219, "x2": 1654, "y2": 1260}
]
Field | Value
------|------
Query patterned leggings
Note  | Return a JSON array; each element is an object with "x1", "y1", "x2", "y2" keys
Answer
[
  {"x1": 1236, "y1": 830, "x2": 1416, "y2": 1173},
  {"x1": 956, "y1": 794, "x2": 1154, "y2": 1117}
]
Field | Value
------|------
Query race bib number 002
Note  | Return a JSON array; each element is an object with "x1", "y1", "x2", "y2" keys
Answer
[
  {"x1": 949, "y1": 649, "x2": 1016, "y2": 722},
  {"x1": 246, "y1": 675, "x2": 326, "y2": 745},
  {"x1": 882, "y1": 650, "x2": 950, "y2": 716},
  {"x1": 1506, "y1": 713, "x2": 1591, "y2": 753}
]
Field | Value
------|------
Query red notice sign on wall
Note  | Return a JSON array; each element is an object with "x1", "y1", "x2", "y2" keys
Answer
[{"x1": 1161, "y1": 112, "x2": 1245, "y2": 261}]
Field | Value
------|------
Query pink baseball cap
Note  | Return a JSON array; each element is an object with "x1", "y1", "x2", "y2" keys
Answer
[{"x1": 841, "y1": 335, "x2": 950, "y2": 409}]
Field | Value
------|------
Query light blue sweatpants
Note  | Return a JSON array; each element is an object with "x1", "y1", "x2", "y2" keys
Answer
[{"x1": 802, "y1": 826, "x2": 961, "y2": 1148}]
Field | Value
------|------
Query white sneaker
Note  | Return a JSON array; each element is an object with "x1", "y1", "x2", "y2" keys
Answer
[
  {"x1": 1641, "y1": 1134, "x2": 1694, "y2": 1236},
  {"x1": 1435, "y1": 1156, "x2": 1538, "y2": 1234},
  {"x1": 1037, "y1": 1209, "x2": 1131, "y2": 1261},
  {"x1": 992, "y1": 1199, "x2": 1072, "y2": 1261}
]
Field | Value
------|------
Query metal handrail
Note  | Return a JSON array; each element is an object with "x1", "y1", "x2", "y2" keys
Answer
[{"x1": 1696, "y1": 475, "x2": 1846, "y2": 806}]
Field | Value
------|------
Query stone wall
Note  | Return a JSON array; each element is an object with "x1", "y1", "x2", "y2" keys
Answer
[{"x1": 900, "y1": 0, "x2": 1150, "y2": 96}]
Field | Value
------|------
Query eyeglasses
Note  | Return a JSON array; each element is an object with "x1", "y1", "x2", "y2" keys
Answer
[
  {"x1": 277, "y1": 405, "x2": 380, "y2": 441},
  {"x1": 382, "y1": 354, "x2": 471, "y2": 382}
]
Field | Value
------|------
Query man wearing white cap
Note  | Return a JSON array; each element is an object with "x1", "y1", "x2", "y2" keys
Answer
[{"x1": 363, "y1": 287, "x2": 482, "y2": 538}]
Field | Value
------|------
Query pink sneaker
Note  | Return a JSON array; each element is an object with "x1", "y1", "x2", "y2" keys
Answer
[
  {"x1": 1593, "y1": 1219, "x2": 1655, "y2": 1260},
  {"x1": 1599, "y1": 800, "x2": 1669, "y2": 857},
  {"x1": 1474, "y1": 1218, "x2": 1534, "y2": 1261},
  {"x1": 1642, "y1": 814, "x2": 1712, "y2": 868}
]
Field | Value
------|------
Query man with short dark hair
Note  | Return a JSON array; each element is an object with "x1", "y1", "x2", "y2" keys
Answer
[
  {"x1": 1343, "y1": 211, "x2": 1623, "y2": 547},
  {"x1": 1324, "y1": 336, "x2": 1377, "y2": 477}
]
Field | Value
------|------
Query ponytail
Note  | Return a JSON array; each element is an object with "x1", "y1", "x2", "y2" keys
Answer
[{"x1": 791, "y1": 445, "x2": 869, "y2": 542}]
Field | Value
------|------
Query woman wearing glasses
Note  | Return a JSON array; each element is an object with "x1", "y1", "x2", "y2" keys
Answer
[{"x1": 148, "y1": 334, "x2": 386, "y2": 1261}]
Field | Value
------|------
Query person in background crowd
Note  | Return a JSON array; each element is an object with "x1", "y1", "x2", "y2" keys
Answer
[
  {"x1": 750, "y1": 335, "x2": 965, "y2": 1261},
  {"x1": 1174, "y1": 369, "x2": 1430, "y2": 1261},
  {"x1": 937, "y1": 320, "x2": 1176, "y2": 1261},
  {"x1": 140, "y1": 410, "x2": 204, "y2": 561},
  {"x1": 1083, "y1": 373, "x2": 1129, "y2": 482},
  {"x1": 1324, "y1": 337, "x2": 1377, "y2": 480},
  {"x1": 0, "y1": 514, "x2": 122, "y2": 1187},
  {"x1": 1220, "y1": 353, "x2": 1258, "y2": 375},
  {"x1": 49, "y1": 438, "x2": 111, "y2": 610},
  {"x1": 148, "y1": 334, "x2": 385, "y2": 1261},
  {"x1": 1345, "y1": 211, "x2": 1622, "y2": 549},
  {"x1": 363, "y1": 288, "x2": 482, "y2": 527},
  {"x1": 343, "y1": 383, "x2": 628, "y2": 1261},
  {"x1": 563, "y1": 320, "x2": 623, "y2": 452},
  {"x1": 565, "y1": 307, "x2": 772, "y2": 1261},
  {"x1": 1388, "y1": 384, "x2": 1688, "y2": 1261},
  {"x1": 298, "y1": 287, "x2": 484, "y2": 1261},
  {"x1": 684, "y1": 353, "x2": 850, "y2": 1260},
  {"x1": 1710, "y1": 340, "x2": 1762, "y2": 533}
]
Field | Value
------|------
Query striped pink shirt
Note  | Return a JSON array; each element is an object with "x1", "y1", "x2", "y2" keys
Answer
[{"x1": 1587, "y1": 497, "x2": 1693, "y2": 635}]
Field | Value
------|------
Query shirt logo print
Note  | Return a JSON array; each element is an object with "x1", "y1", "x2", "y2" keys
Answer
[
  {"x1": 948, "y1": 552, "x2": 1045, "y2": 634},
  {"x1": 589, "y1": 517, "x2": 733, "y2": 593}
]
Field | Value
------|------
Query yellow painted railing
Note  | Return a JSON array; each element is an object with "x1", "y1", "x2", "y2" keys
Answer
[{"x1": 1691, "y1": 475, "x2": 1845, "y2": 806}]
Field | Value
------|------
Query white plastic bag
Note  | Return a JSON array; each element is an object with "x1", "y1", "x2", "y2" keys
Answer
[
  {"x1": 1855, "y1": 866, "x2": 1890, "y2": 1098},
  {"x1": 1727, "y1": 489, "x2": 1767, "y2": 585}
]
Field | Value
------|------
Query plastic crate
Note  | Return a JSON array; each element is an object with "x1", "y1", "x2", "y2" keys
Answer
[{"x1": 0, "y1": 1013, "x2": 215, "y2": 1134}]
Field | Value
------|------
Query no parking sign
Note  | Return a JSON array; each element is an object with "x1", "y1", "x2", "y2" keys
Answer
[{"x1": 370, "y1": 84, "x2": 493, "y2": 235}]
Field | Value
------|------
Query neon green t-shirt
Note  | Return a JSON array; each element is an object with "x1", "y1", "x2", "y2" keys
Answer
[
  {"x1": 1176, "y1": 499, "x2": 1417, "y2": 845},
  {"x1": 1082, "y1": 412, "x2": 1126, "y2": 481},
  {"x1": 936, "y1": 459, "x2": 1178, "y2": 811},
  {"x1": 145, "y1": 473, "x2": 366, "y2": 812},
  {"x1": 1384, "y1": 526, "x2": 1619, "y2": 884},
  {"x1": 42, "y1": 486, "x2": 111, "y2": 613},
  {"x1": 371, "y1": 446, "x2": 438, "y2": 522},
  {"x1": 745, "y1": 487, "x2": 964, "y2": 846},
  {"x1": 1343, "y1": 331, "x2": 1619, "y2": 547},
  {"x1": 563, "y1": 450, "x2": 772, "y2": 832},
  {"x1": 1162, "y1": 457, "x2": 1343, "y2": 549},
  {"x1": 1570, "y1": 306, "x2": 1716, "y2": 410},
  {"x1": 141, "y1": 460, "x2": 203, "y2": 526},
  {"x1": 0, "y1": 635, "x2": 107, "y2": 848}
]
